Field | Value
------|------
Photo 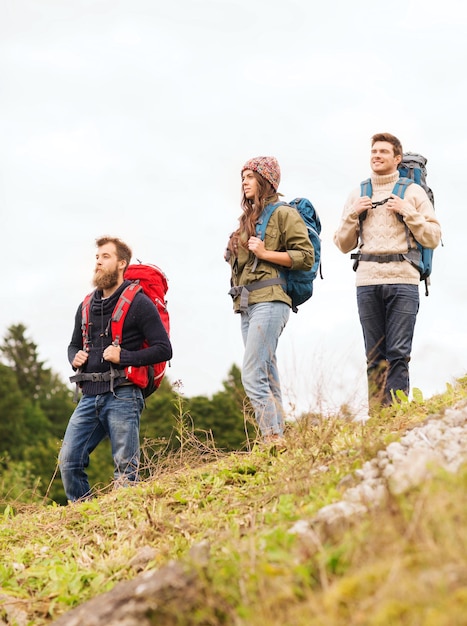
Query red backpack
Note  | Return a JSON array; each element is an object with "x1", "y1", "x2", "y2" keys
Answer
[{"x1": 81, "y1": 262, "x2": 170, "y2": 397}]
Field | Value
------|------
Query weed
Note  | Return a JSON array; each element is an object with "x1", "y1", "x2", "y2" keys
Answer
[{"x1": 0, "y1": 378, "x2": 466, "y2": 624}]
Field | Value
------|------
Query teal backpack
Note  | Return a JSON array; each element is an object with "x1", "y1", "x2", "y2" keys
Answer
[
  {"x1": 351, "y1": 153, "x2": 436, "y2": 296},
  {"x1": 255, "y1": 198, "x2": 322, "y2": 312}
]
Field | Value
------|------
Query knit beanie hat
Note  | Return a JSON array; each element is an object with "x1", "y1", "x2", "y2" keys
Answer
[{"x1": 241, "y1": 156, "x2": 281, "y2": 191}]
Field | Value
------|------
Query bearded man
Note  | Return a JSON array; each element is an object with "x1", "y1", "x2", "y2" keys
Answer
[{"x1": 59, "y1": 236, "x2": 172, "y2": 502}]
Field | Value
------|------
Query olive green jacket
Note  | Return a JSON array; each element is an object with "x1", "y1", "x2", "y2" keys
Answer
[{"x1": 228, "y1": 204, "x2": 314, "y2": 312}]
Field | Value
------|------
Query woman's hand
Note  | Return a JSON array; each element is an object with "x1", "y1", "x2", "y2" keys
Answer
[
  {"x1": 247, "y1": 236, "x2": 266, "y2": 258},
  {"x1": 248, "y1": 236, "x2": 292, "y2": 268}
]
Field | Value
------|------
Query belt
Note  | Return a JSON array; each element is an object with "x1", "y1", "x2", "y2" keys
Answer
[{"x1": 228, "y1": 277, "x2": 286, "y2": 312}]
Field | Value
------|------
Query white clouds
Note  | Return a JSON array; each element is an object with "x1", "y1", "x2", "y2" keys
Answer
[
  {"x1": 403, "y1": 0, "x2": 467, "y2": 28},
  {"x1": 15, "y1": 125, "x2": 120, "y2": 173},
  {"x1": 1, "y1": 0, "x2": 466, "y2": 413}
]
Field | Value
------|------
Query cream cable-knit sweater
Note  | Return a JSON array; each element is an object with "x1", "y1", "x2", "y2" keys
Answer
[{"x1": 334, "y1": 171, "x2": 441, "y2": 286}]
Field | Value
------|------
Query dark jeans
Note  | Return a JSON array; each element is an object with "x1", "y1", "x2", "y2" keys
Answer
[{"x1": 357, "y1": 284, "x2": 419, "y2": 409}]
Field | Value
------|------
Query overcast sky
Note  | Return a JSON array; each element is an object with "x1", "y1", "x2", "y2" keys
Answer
[{"x1": 1, "y1": 0, "x2": 466, "y2": 418}]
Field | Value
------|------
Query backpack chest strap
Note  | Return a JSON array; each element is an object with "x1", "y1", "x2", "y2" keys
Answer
[
  {"x1": 351, "y1": 252, "x2": 406, "y2": 264},
  {"x1": 351, "y1": 247, "x2": 421, "y2": 268},
  {"x1": 69, "y1": 369, "x2": 127, "y2": 384}
]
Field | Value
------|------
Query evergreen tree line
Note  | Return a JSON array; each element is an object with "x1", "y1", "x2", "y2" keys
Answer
[{"x1": 0, "y1": 324, "x2": 252, "y2": 506}]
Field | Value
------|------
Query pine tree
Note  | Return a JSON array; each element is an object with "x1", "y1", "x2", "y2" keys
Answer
[{"x1": 0, "y1": 323, "x2": 50, "y2": 400}]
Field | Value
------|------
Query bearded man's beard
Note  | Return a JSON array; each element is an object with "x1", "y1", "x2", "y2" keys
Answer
[{"x1": 93, "y1": 266, "x2": 120, "y2": 291}]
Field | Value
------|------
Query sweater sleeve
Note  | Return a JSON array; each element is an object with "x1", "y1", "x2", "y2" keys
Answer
[
  {"x1": 399, "y1": 185, "x2": 441, "y2": 249},
  {"x1": 67, "y1": 303, "x2": 83, "y2": 367},
  {"x1": 334, "y1": 189, "x2": 361, "y2": 253},
  {"x1": 118, "y1": 294, "x2": 172, "y2": 368}
]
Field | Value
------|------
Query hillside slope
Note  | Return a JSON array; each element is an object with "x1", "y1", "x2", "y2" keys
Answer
[{"x1": 1, "y1": 379, "x2": 466, "y2": 626}]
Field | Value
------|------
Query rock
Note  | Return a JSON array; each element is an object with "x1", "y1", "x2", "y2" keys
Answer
[
  {"x1": 0, "y1": 594, "x2": 28, "y2": 626},
  {"x1": 305, "y1": 401, "x2": 467, "y2": 538},
  {"x1": 188, "y1": 540, "x2": 210, "y2": 567},
  {"x1": 387, "y1": 448, "x2": 442, "y2": 495},
  {"x1": 52, "y1": 560, "x2": 199, "y2": 626},
  {"x1": 128, "y1": 546, "x2": 158, "y2": 572}
]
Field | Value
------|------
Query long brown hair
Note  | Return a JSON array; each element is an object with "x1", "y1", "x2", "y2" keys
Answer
[{"x1": 228, "y1": 172, "x2": 279, "y2": 254}]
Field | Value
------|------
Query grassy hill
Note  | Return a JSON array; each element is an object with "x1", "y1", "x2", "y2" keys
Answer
[{"x1": 1, "y1": 379, "x2": 466, "y2": 625}]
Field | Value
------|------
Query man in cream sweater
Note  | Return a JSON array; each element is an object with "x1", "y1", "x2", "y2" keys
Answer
[{"x1": 334, "y1": 132, "x2": 441, "y2": 413}]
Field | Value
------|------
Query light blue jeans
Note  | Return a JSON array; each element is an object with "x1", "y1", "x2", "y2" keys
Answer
[
  {"x1": 240, "y1": 301, "x2": 290, "y2": 438},
  {"x1": 59, "y1": 385, "x2": 144, "y2": 502}
]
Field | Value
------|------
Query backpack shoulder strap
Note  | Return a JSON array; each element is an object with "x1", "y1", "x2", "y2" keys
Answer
[
  {"x1": 111, "y1": 282, "x2": 142, "y2": 346},
  {"x1": 360, "y1": 178, "x2": 372, "y2": 198},
  {"x1": 255, "y1": 202, "x2": 286, "y2": 241},
  {"x1": 252, "y1": 202, "x2": 287, "y2": 273},
  {"x1": 81, "y1": 291, "x2": 94, "y2": 352},
  {"x1": 73, "y1": 291, "x2": 94, "y2": 402},
  {"x1": 358, "y1": 178, "x2": 373, "y2": 226},
  {"x1": 391, "y1": 176, "x2": 417, "y2": 246},
  {"x1": 392, "y1": 176, "x2": 413, "y2": 199}
]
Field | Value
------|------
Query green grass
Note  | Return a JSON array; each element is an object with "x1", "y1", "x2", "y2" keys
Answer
[{"x1": 1, "y1": 378, "x2": 467, "y2": 625}]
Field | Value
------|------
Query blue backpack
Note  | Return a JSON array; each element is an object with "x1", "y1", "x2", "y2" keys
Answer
[
  {"x1": 352, "y1": 153, "x2": 435, "y2": 296},
  {"x1": 255, "y1": 198, "x2": 322, "y2": 312}
]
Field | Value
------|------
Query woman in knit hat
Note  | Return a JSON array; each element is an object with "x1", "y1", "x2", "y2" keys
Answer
[{"x1": 226, "y1": 156, "x2": 314, "y2": 445}]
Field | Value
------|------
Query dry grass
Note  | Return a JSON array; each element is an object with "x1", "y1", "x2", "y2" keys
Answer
[{"x1": 0, "y1": 378, "x2": 466, "y2": 625}]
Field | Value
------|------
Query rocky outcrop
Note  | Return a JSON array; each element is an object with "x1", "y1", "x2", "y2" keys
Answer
[{"x1": 291, "y1": 401, "x2": 467, "y2": 540}]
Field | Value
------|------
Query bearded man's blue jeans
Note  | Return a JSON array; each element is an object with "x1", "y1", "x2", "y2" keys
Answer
[
  {"x1": 240, "y1": 301, "x2": 290, "y2": 438},
  {"x1": 59, "y1": 385, "x2": 144, "y2": 502},
  {"x1": 357, "y1": 284, "x2": 420, "y2": 407}
]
